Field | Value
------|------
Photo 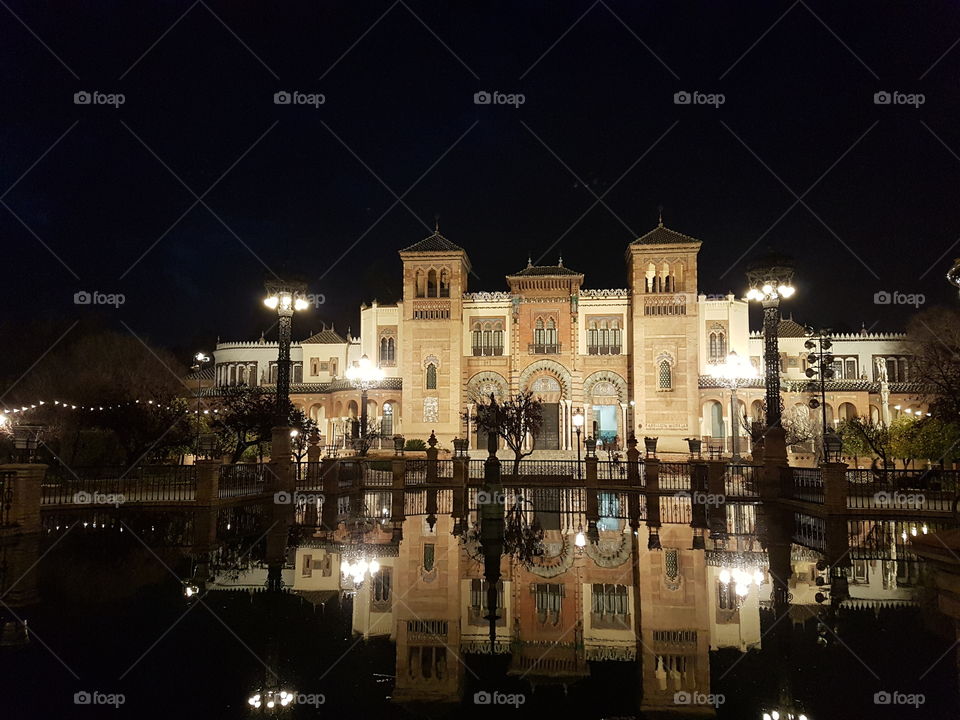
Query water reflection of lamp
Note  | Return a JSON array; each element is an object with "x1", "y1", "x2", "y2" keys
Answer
[
  {"x1": 574, "y1": 524, "x2": 586, "y2": 553},
  {"x1": 340, "y1": 555, "x2": 381, "y2": 589},
  {"x1": 247, "y1": 688, "x2": 296, "y2": 712}
]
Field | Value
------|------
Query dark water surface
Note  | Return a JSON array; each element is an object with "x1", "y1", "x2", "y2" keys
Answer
[{"x1": 2, "y1": 500, "x2": 958, "y2": 720}]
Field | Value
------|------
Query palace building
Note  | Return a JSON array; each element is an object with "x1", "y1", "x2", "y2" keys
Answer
[{"x1": 206, "y1": 222, "x2": 926, "y2": 455}]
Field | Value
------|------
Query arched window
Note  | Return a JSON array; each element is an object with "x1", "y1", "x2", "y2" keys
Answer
[
  {"x1": 439, "y1": 269, "x2": 450, "y2": 298},
  {"x1": 534, "y1": 318, "x2": 545, "y2": 346},
  {"x1": 611, "y1": 320, "x2": 621, "y2": 350},
  {"x1": 472, "y1": 323, "x2": 482, "y2": 352},
  {"x1": 415, "y1": 270, "x2": 425, "y2": 298},
  {"x1": 427, "y1": 269, "x2": 438, "y2": 297},
  {"x1": 587, "y1": 320, "x2": 598, "y2": 349},
  {"x1": 426, "y1": 363, "x2": 437, "y2": 389},
  {"x1": 382, "y1": 402, "x2": 394, "y2": 435},
  {"x1": 545, "y1": 318, "x2": 557, "y2": 347},
  {"x1": 658, "y1": 360, "x2": 672, "y2": 390},
  {"x1": 493, "y1": 323, "x2": 503, "y2": 354}
]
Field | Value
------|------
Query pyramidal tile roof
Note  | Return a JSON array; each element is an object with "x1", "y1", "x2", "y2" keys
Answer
[
  {"x1": 631, "y1": 221, "x2": 700, "y2": 245},
  {"x1": 401, "y1": 229, "x2": 465, "y2": 253},
  {"x1": 301, "y1": 327, "x2": 346, "y2": 344},
  {"x1": 510, "y1": 258, "x2": 582, "y2": 276}
]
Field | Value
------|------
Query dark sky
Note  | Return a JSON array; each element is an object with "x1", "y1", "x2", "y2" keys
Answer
[{"x1": 2, "y1": 0, "x2": 959, "y2": 371}]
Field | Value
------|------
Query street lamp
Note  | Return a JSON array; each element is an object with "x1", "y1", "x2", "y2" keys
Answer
[
  {"x1": 708, "y1": 351, "x2": 757, "y2": 462},
  {"x1": 345, "y1": 354, "x2": 384, "y2": 453},
  {"x1": 572, "y1": 409, "x2": 584, "y2": 479},
  {"x1": 263, "y1": 276, "x2": 309, "y2": 424},
  {"x1": 746, "y1": 252, "x2": 795, "y2": 428},
  {"x1": 191, "y1": 352, "x2": 211, "y2": 457},
  {"x1": 948, "y1": 257, "x2": 960, "y2": 297}
]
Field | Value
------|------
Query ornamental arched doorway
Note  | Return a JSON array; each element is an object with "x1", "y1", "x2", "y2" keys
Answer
[{"x1": 529, "y1": 375, "x2": 563, "y2": 450}]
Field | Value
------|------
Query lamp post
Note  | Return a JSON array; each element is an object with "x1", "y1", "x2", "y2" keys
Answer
[
  {"x1": 572, "y1": 409, "x2": 584, "y2": 479},
  {"x1": 345, "y1": 354, "x2": 384, "y2": 454},
  {"x1": 191, "y1": 352, "x2": 211, "y2": 457},
  {"x1": 263, "y1": 277, "x2": 309, "y2": 425},
  {"x1": 708, "y1": 351, "x2": 757, "y2": 462},
  {"x1": 803, "y1": 329, "x2": 835, "y2": 462},
  {"x1": 948, "y1": 257, "x2": 960, "y2": 297},
  {"x1": 746, "y1": 253, "x2": 796, "y2": 428}
]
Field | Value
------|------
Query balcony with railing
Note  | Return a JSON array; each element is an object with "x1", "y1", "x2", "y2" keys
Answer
[
  {"x1": 587, "y1": 344, "x2": 621, "y2": 356},
  {"x1": 472, "y1": 345, "x2": 504, "y2": 356},
  {"x1": 529, "y1": 342, "x2": 561, "y2": 354}
]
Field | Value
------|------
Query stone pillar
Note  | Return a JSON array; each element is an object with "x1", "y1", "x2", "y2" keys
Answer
[
  {"x1": 267, "y1": 426, "x2": 293, "y2": 496},
  {"x1": 320, "y1": 457, "x2": 339, "y2": 531},
  {"x1": 760, "y1": 425, "x2": 788, "y2": 501},
  {"x1": 194, "y1": 459, "x2": 221, "y2": 506},
  {"x1": 644, "y1": 458, "x2": 660, "y2": 492},
  {"x1": 706, "y1": 460, "x2": 728, "y2": 540},
  {"x1": 821, "y1": 461, "x2": 849, "y2": 514},
  {"x1": 306, "y1": 429, "x2": 322, "y2": 463},
  {"x1": 585, "y1": 454, "x2": 599, "y2": 542},
  {"x1": 391, "y1": 457, "x2": 406, "y2": 526},
  {"x1": 0, "y1": 464, "x2": 45, "y2": 535},
  {"x1": 426, "y1": 430, "x2": 439, "y2": 484}
]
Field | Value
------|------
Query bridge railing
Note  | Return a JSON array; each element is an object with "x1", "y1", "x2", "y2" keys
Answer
[{"x1": 41, "y1": 465, "x2": 197, "y2": 504}]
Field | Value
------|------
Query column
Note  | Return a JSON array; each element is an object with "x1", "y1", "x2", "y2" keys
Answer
[{"x1": 619, "y1": 403, "x2": 627, "y2": 446}]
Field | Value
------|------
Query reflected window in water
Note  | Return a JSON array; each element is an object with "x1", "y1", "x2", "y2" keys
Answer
[
  {"x1": 591, "y1": 584, "x2": 630, "y2": 628},
  {"x1": 534, "y1": 583, "x2": 563, "y2": 625},
  {"x1": 422, "y1": 543, "x2": 435, "y2": 572}
]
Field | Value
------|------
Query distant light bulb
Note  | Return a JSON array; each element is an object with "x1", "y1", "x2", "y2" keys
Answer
[
  {"x1": 264, "y1": 296, "x2": 279, "y2": 309},
  {"x1": 718, "y1": 569, "x2": 731, "y2": 585},
  {"x1": 762, "y1": 283, "x2": 773, "y2": 295},
  {"x1": 753, "y1": 570, "x2": 764, "y2": 586},
  {"x1": 735, "y1": 583, "x2": 748, "y2": 597},
  {"x1": 575, "y1": 531, "x2": 586, "y2": 548},
  {"x1": 369, "y1": 560, "x2": 380, "y2": 574}
]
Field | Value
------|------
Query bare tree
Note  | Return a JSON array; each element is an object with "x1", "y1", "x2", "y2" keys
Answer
[
  {"x1": 906, "y1": 306, "x2": 960, "y2": 423},
  {"x1": 469, "y1": 391, "x2": 544, "y2": 477},
  {"x1": 740, "y1": 398, "x2": 817, "y2": 449}
]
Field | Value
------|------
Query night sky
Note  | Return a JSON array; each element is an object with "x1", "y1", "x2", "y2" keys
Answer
[{"x1": 2, "y1": 0, "x2": 959, "y2": 373}]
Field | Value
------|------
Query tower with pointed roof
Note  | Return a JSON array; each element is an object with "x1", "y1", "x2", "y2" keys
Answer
[
  {"x1": 626, "y1": 219, "x2": 703, "y2": 448},
  {"x1": 398, "y1": 228, "x2": 471, "y2": 441}
]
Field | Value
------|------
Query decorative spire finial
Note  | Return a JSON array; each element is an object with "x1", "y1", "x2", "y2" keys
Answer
[
  {"x1": 657, "y1": 204, "x2": 664, "y2": 226},
  {"x1": 558, "y1": 251, "x2": 563, "y2": 267},
  {"x1": 527, "y1": 253, "x2": 532, "y2": 267},
  {"x1": 434, "y1": 215, "x2": 440, "y2": 233}
]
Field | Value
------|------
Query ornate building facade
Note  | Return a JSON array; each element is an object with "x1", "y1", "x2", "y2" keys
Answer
[{"x1": 207, "y1": 223, "x2": 926, "y2": 455}]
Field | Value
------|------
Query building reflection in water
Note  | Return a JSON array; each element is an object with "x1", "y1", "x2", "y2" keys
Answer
[
  {"x1": 18, "y1": 485, "x2": 951, "y2": 716},
  {"x1": 230, "y1": 481, "x2": 939, "y2": 716}
]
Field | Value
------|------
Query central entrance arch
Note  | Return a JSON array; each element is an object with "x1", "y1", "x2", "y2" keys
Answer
[{"x1": 519, "y1": 360, "x2": 572, "y2": 452}]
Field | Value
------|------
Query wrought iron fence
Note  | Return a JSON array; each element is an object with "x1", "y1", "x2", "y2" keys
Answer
[
  {"x1": 405, "y1": 460, "x2": 427, "y2": 486},
  {"x1": 598, "y1": 460, "x2": 629, "y2": 483},
  {"x1": 725, "y1": 465, "x2": 759, "y2": 498},
  {"x1": 845, "y1": 468, "x2": 957, "y2": 511},
  {"x1": 793, "y1": 512, "x2": 826, "y2": 552},
  {"x1": 295, "y1": 462, "x2": 326, "y2": 491},
  {"x1": 657, "y1": 462, "x2": 691, "y2": 491},
  {"x1": 1, "y1": 471, "x2": 14, "y2": 526},
  {"x1": 436, "y1": 459, "x2": 454, "y2": 479},
  {"x1": 219, "y1": 464, "x2": 266, "y2": 499},
  {"x1": 42, "y1": 465, "x2": 197, "y2": 504},
  {"x1": 792, "y1": 468, "x2": 824, "y2": 504}
]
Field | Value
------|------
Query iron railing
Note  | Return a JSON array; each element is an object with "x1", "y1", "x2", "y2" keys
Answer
[
  {"x1": 658, "y1": 462, "x2": 692, "y2": 491},
  {"x1": 1, "y1": 471, "x2": 14, "y2": 526},
  {"x1": 725, "y1": 465, "x2": 759, "y2": 498},
  {"x1": 219, "y1": 464, "x2": 266, "y2": 499},
  {"x1": 42, "y1": 465, "x2": 197, "y2": 505},
  {"x1": 792, "y1": 468, "x2": 824, "y2": 504},
  {"x1": 586, "y1": 344, "x2": 621, "y2": 355},
  {"x1": 846, "y1": 470, "x2": 953, "y2": 512}
]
